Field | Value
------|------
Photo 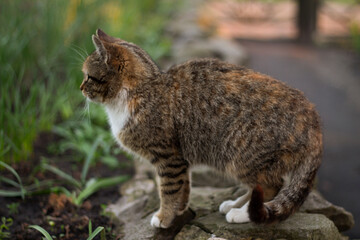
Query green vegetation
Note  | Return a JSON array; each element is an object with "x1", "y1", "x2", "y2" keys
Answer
[
  {"x1": 0, "y1": 152, "x2": 129, "y2": 206},
  {"x1": 51, "y1": 104, "x2": 132, "y2": 168},
  {"x1": 0, "y1": 0, "x2": 173, "y2": 163},
  {"x1": 29, "y1": 221, "x2": 106, "y2": 240},
  {"x1": 350, "y1": 23, "x2": 360, "y2": 53},
  {"x1": 40, "y1": 158, "x2": 130, "y2": 206},
  {"x1": 0, "y1": 217, "x2": 13, "y2": 239},
  {"x1": 6, "y1": 203, "x2": 19, "y2": 215}
]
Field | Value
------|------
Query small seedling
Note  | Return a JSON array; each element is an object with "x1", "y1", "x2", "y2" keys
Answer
[
  {"x1": 30, "y1": 220, "x2": 106, "y2": 240},
  {"x1": 0, "y1": 217, "x2": 13, "y2": 239},
  {"x1": 6, "y1": 202, "x2": 19, "y2": 215}
]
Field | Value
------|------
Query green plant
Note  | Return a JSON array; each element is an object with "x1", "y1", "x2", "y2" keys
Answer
[
  {"x1": 0, "y1": 161, "x2": 65, "y2": 198},
  {"x1": 40, "y1": 146, "x2": 130, "y2": 206},
  {"x1": 0, "y1": 217, "x2": 13, "y2": 239},
  {"x1": 6, "y1": 203, "x2": 19, "y2": 215},
  {"x1": 0, "y1": 161, "x2": 25, "y2": 199},
  {"x1": 350, "y1": 23, "x2": 360, "y2": 53},
  {"x1": 50, "y1": 104, "x2": 126, "y2": 168},
  {"x1": 29, "y1": 220, "x2": 106, "y2": 240},
  {"x1": 0, "y1": 154, "x2": 129, "y2": 204},
  {"x1": 1, "y1": 0, "x2": 175, "y2": 163}
]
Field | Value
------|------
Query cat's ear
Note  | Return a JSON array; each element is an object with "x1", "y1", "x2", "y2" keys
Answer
[
  {"x1": 92, "y1": 34, "x2": 109, "y2": 62},
  {"x1": 96, "y1": 28, "x2": 125, "y2": 43}
]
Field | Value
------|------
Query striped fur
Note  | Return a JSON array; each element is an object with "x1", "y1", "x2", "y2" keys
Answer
[{"x1": 80, "y1": 29, "x2": 323, "y2": 228}]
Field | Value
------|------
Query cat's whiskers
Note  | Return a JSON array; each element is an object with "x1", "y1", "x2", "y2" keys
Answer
[
  {"x1": 70, "y1": 44, "x2": 88, "y2": 62},
  {"x1": 80, "y1": 99, "x2": 92, "y2": 124}
]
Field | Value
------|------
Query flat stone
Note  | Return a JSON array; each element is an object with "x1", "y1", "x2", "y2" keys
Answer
[
  {"x1": 191, "y1": 166, "x2": 237, "y2": 188},
  {"x1": 300, "y1": 190, "x2": 355, "y2": 232},
  {"x1": 174, "y1": 224, "x2": 211, "y2": 240},
  {"x1": 193, "y1": 212, "x2": 343, "y2": 240},
  {"x1": 190, "y1": 186, "x2": 246, "y2": 217},
  {"x1": 172, "y1": 37, "x2": 248, "y2": 66}
]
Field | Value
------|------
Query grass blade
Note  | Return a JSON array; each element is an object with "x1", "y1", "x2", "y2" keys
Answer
[
  {"x1": 87, "y1": 226, "x2": 104, "y2": 240},
  {"x1": 29, "y1": 225, "x2": 53, "y2": 240},
  {"x1": 0, "y1": 189, "x2": 24, "y2": 197},
  {"x1": 74, "y1": 175, "x2": 129, "y2": 206},
  {"x1": 41, "y1": 163, "x2": 81, "y2": 188},
  {"x1": 0, "y1": 161, "x2": 25, "y2": 199},
  {"x1": 0, "y1": 176, "x2": 21, "y2": 188},
  {"x1": 88, "y1": 219, "x2": 93, "y2": 235},
  {"x1": 81, "y1": 136, "x2": 102, "y2": 184}
]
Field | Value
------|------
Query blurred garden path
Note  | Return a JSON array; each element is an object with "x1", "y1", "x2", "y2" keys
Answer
[
  {"x1": 198, "y1": 0, "x2": 360, "y2": 40},
  {"x1": 240, "y1": 40, "x2": 360, "y2": 237}
]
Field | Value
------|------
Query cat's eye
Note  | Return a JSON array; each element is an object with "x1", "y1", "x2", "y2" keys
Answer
[{"x1": 88, "y1": 75, "x2": 104, "y2": 84}]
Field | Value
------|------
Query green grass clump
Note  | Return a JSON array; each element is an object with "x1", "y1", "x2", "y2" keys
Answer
[
  {"x1": 30, "y1": 220, "x2": 106, "y2": 240},
  {"x1": 0, "y1": 0, "x2": 174, "y2": 163}
]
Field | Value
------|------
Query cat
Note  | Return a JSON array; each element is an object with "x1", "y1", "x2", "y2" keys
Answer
[{"x1": 80, "y1": 29, "x2": 322, "y2": 228}]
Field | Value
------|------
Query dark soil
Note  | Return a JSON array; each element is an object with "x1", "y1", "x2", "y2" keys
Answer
[{"x1": 0, "y1": 132, "x2": 134, "y2": 240}]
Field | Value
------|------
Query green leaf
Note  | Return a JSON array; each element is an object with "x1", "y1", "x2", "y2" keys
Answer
[
  {"x1": 74, "y1": 175, "x2": 129, "y2": 206},
  {"x1": 41, "y1": 162, "x2": 81, "y2": 188},
  {"x1": 29, "y1": 225, "x2": 53, "y2": 240},
  {"x1": 0, "y1": 189, "x2": 24, "y2": 197},
  {"x1": 0, "y1": 176, "x2": 21, "y2": 188},
  {"x1": 81, "y1": 136, "x2": 102, "y2": 184},
  {"x1": 87, "y1": 226, "x2": 104, "y2": 240},
  {"x1": 88, "y1": 220, "x2": 92, "y2": 235},
  {"x1": 0, "y1": 161, "x2": 25, "y2": 199}
]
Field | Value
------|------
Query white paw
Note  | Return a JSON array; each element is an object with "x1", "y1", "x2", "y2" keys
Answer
[
  {"x1": 225, "y1": 203, "x2": 250, "y2": 223},
  {"x1": 151, "y1": 214, "x2": 162, "y2": 228},
  {"x1": 219, "y1": 200, "x2": 235, "y2": 214},
  {"x1": 150, "y1": 214, "x2": 170, "y2": 228}
]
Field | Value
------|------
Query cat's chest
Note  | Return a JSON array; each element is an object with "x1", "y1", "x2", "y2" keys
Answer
[
  {"x1": 106, "y1": 107, "x2": 129, "y2": 137},
  {"x1": 105, "y1": 98, "x2": 130, "y2": 145}
]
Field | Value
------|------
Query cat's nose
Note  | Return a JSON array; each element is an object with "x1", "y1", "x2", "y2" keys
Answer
[{"x1": 80, "y1": 82, "x2": 85, "y2": 90}]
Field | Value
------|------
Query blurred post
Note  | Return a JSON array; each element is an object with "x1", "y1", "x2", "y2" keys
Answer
[{"x1": 297, "y1": 0, "x2": 320, "y2": 43}]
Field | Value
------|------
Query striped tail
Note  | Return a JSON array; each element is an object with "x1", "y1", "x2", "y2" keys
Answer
[{"x1": 248, "y1": 155, "x2": 321, "y2": 224}]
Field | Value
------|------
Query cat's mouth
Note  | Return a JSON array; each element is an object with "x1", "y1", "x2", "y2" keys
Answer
[{"x1": 82, "y1": 90, "x2": 103, "y2": 103}]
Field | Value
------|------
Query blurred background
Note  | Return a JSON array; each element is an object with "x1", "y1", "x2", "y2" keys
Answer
[{"x1": 0, "y1": 0, "x2": 359, "y2": 238}]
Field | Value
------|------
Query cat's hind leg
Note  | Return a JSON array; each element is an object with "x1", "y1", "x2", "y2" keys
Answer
[
  {"x1": 225, "y1": 182, "x2": 283, "y2": 223},
  {"x1": 219, "y1": 188, "x2": 251, "y2": 214}
]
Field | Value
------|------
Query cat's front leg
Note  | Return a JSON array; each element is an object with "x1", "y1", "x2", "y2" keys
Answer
[{"x1": 151, "y1": 158, "x2": 190, "y2": 228}]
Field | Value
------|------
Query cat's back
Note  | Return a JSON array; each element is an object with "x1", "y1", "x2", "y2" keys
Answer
[
  {"x1": 166, "y1": 58, "x2": 320, "y2": 165},
  {"x1": 166, "y1": 58, "x2": 312, "y2": 113}
]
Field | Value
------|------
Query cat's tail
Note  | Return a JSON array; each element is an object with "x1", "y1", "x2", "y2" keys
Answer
[{"x1": 248, "y1": 152, "x2": 321, "y2": 224}]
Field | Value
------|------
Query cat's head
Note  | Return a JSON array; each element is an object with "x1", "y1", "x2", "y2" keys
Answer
[{"x1": 80, "y1": 29, "x2": 159, "y2": 103}]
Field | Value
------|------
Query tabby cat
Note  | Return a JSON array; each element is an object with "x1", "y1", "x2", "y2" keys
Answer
[{"x1": 80, "y1": 29, "x2": 322, "y2": 228}]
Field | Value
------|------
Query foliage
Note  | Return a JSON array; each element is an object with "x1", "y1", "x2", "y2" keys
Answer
[
  {"x1": 0, "y1": 217, "x2": 13, "y2": 240},
  {"x1": 350, "y1": 23, "x2": 360, "y2": 53},
  {"x1": 50, "y1": 104, "x2": 131, "y2": 168},
  {"x1": 6, "y1": 203, "x2": 20, "y2": 215},
  {"x1": 0, "y1": 0, "x2": 174, "y2": 163},
  {"x1": 29, "y1": 221, "x2": 106, "y2": 240},
  {"x1": 0, "y1": 161, "x2": 25, "y2": 199},
  {"x1": 0, "y1": 153, "x2": 129, "y2": 206},
  {"x1": 40, "y1": 158, "x2": 130, "y2": 206}
]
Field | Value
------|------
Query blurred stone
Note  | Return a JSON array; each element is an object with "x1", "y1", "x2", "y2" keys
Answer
[
  {"x1": 171, "y1": 37, "x2": 248, "y2": 67},
  {"x1": 300, "y1": 190, "x2": 355, "y2": 232},
  {"x1": 192, "y1": 166, "x2": 237, "y2": 188},
  {"x1": 120, "y1": 178, "x2": 155, "y2": 200},
  {"x1": 161, "y1": 0, "x2": 248, "y2": 70},
  {"x1": 189, "y1": 186, "x2": 246, "y2": 217},
  {"x1": 174, "y1": 224, "x2": 211, "y2": 240}
]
